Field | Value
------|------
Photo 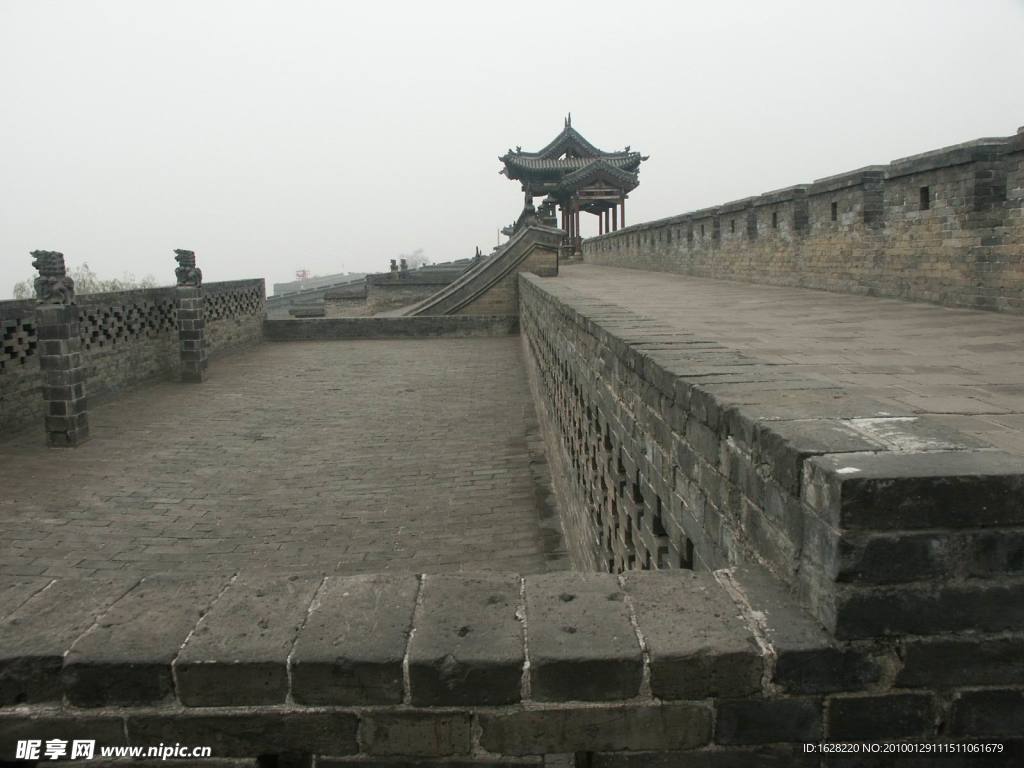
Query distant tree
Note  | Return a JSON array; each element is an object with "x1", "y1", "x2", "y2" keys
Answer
[
  {"x1": 12, "y1": 262, "x2": 158, "y2": 299},
  {"x1": 402, "y1": 248, "x2": 430, "y2": 269}
]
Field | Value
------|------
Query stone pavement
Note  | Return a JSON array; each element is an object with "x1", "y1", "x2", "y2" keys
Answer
[
  {"x1": 559, "y1": 264, "x2": 1024, "y2": 456},
  {"x1": 0, "y1": 338, "x2": 566, "y2": 579}
]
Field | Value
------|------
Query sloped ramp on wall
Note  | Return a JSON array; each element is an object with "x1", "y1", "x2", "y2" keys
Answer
[{"x1": 399, "y1": 225, "x2": 562, "y2": 316}]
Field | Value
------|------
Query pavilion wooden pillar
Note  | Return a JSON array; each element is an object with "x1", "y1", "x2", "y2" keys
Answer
[
  {"x1": 621, "y1": 197, "x2": 626, "y2": 228},
  {"x1": 598, "y1": 213, "x2": 603, "y2": 236},
  {"x1": 612, "y1": 206, "x2": 618, "y2": 231}
]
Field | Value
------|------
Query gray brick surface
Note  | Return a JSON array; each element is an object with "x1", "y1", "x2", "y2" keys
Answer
[
  {"x1": 63, "y1": 574, "x2": 228, "y2": 706},
  {"x1": 0, "y1": 577, "x2": 136, "y2": 705},
  {"x1": 623, "y1": 571, "x2": 761, "y2": 699},
  {"x1": 408, "y1": 573, "x2": 523, "y2": 706},
  {"x1": 175, "y1": 573, "x2": 322, "y2": 706},
  {"x1": 360, "y1": 711, "x2": 473, "y2": 757},
  {"x1": 0, "y1": 338, "x2": 564, "y2": 580},
  {"x1": 826, "y1": 692, "x2": 935, "y2": 740},
  {"x1": 479, "y1": 704, "x2": 711, "y2": 755},
  {"x1": 291, "y1": 573, "x2": 417, "y2": 705},
  {"x1": 524, "y1": 572, "x2": 642, "y2": 701}
]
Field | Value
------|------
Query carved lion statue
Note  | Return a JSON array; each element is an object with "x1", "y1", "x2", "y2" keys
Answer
[
  {"x1": 30, "y1": 250, "x2": 76, "y2": 305},
  {"x1": 174, "y1": 249, "x2": 203, "y2": 287}
]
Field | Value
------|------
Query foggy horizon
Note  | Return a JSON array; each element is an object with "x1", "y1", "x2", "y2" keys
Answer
[{"x1": 2, "y1": 0, "x2": 1023, "y2": 299}]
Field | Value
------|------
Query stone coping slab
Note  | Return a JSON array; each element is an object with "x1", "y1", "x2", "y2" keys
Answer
[
  {"x1": 2, "y1": 569, "x2": 1023, "y2": 755},
  {"x1": 0, "y1": 570, "x2": 801, "y2": 710}
]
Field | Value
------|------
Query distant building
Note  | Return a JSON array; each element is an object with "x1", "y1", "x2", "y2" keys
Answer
[{"x1": 272, "y1": 272, "x2": 366, "y2": 297}]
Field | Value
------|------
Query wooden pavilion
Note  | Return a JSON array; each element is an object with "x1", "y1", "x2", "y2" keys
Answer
[{"x1": 499, "y1": 115, "x2": 647, "y2": 253}]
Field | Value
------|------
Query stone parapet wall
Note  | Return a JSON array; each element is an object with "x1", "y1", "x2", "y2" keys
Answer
[
  {"x1": 367, "y1": 281, "x2": 455, "y2": 314},
  {"x1": 365, "y1": 268, "x2": 468, "y2": 313},
  {"x1": 0, "y1": 279, "x2": 264, "y2": 436},
  {"x1": 5, "y1": 569, "x2": 1019, "y2": 764},
  {"x1": 202, "y1": 280, "x2": 266, "y2": 355},
  {"x1": 519, "y1": 273, "x2": 1024, "y2": 639},
  {"x1": 264, "y1": 315, "x2": 519, "y2": 341},
  {"x1": 516, "y1": 274, "x2": 1024, "y2": 754},
  {"x1": 584, "y1": 127, "x2": 1024, "y2": 313}
]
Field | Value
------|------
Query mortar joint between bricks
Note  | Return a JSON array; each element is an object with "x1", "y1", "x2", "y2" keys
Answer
[
  {"x1": 714, "y1": 567, "x2": 780, "y2": 696},
  {"x1": 516, "y1": 574, "x2": 532, "y2": 702},
  {"x1": 61, "y1": 575, "x2": 143, "y2": 709},
  {"x1": 285, "y1": 573, "x2": 329, "y2": 706},
  {"x1": 401, "y1": 572, "x2": 427, "y2": 706},
  {"x1": 170, "y1": 571, "x2": 238, "y2": 704},
  {"x1": 618, "y1": 573, "x2": 654, "y2": 700}
]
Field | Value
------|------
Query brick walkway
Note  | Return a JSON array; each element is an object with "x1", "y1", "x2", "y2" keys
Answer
[
  {"x1": 558, "y1": 265, "x2": 1024, "y2": 456},
  {"x1": 0, "y1": 338, "x2": 566, "y2": 579}
]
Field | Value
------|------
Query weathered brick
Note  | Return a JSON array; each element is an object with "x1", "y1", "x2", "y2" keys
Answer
[
  {"x1": 804, "y1": 451, "x2": 1024, "y2": 531},
  {"x1": 291, "y1": 573, "x2": 417, "y2": 705},
  {"x1": 754, "y1": 420, "x2": 881, "y2": 494},
  {"x1": 524, "y1": 572, "x2": 642, "y2": 701},
  {"x1": 479, "y1": 704, "x2": 711, "y2": 755},
  {"x1": 715, "y1": 697, "x2": 822, "y2": 745},
  {"x1": 408, "y1": 573, "x2": 523, "y2": 706},
  {"x1": 175, "y1": 573, "x2": 321, "y2": 706},
  {"x1": 833, "y1": 581, "x2": 1024, "y2": 639},
  {"x1": 826, "y1": 693, "x2": 935, "y2": 740},
  {"x1": 949, "y1": 689, "x2": 1024, "y2": 737},
  {"x1": 361, "y1": 711, "x2": 473, "y2": 757},
  {"x1": 835, "y1": 531, "x2": 952, "y2": 584},
  {"x1": 0, "y1": 577, "x2": 49, "y2": 621},
  {"x1": 729, "y1": 565, "x2": 885, "y2": 694},
  {"x1": 896, "y1": 636, "x2": 1024, "y2": 688},
  {"x1": 623, "y1": 571, "x2": 761, "y2": 699},
  {"x1": 0, "y1": 577, "x2": 136, "y2": 705},
  {"x1": 63, "y1": 574, "x2": 228, "y2": 706}
]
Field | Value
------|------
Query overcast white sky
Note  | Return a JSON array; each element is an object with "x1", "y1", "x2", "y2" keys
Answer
[{"x1": 2, "y1": 0, "x2": 1023, "y2": 298}]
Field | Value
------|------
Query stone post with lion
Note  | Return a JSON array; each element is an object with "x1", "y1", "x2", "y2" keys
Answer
[
  {"x1": 174, "y1": 249, "x2": 208, "y2": 383},
  {"x1": 31, "y1": 250, "x2": 91, "y2": 446}
]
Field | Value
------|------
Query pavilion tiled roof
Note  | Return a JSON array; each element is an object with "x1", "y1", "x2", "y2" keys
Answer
[
  {"x1": 499, "y1": 117, "x2": 647, "y2": 199},
  {"x1": 555, "y1": 158, "x2": 641, "y2": 193},
  {"x1": 515, "y1": 123, "x2": 609, "y2": 159},
  {"x1": 502, "y1": 152, "x2": 643, "y2": 174}
]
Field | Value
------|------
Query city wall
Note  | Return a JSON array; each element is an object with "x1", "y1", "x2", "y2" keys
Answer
[
  {"x1": 1, "y1": 265, "x2": 1022, "y2": 761},
  {"x1": 0, "y1": 279, "x2": 264, "y2": 436},
  {"x1": 584, "y1": 127, "x2": 1024, "y2": 313},
  {"x1": 513, "y1": 271, "x2": 1023, "y2": 759},
  {"x1": 519, "y1": 273, "x2": 1024, "y2": 636},
  {"x1": 2, "y1": 126, "x2": 1024, "y2": 760}
]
